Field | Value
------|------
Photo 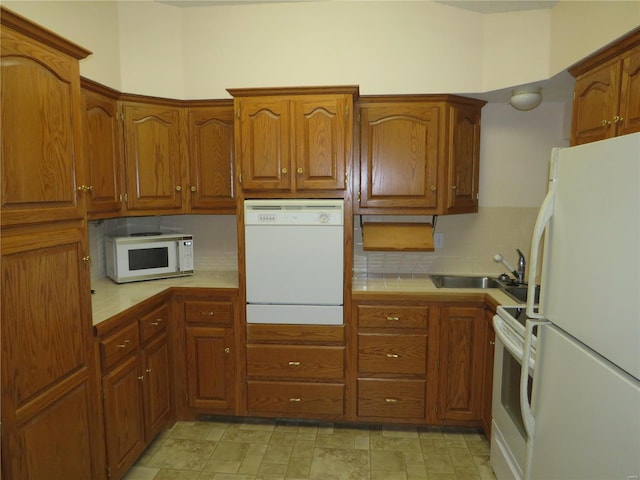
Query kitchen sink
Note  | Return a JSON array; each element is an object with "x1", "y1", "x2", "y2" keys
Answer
[
  {"x1": 430, "y1": 275, "x2": 501, "y2": 289},
  {"x1": 431, "y1": 274, "x2": 540, "y2": 304},
  {"x1": 502, "y1": 284, "x2": 540, "y2": 304}
]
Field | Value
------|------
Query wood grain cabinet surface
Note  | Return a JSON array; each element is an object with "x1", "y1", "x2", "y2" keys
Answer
[
  {"x1": 229, "y1": 86, "x2": 357, "y2": 195},
  {"x1": 96, "y1": 301, "x2": 173, "y2": 480},
  {"x1": 1, "y1": 10, "x2": 90, "y2": 227},
  {"x1": 1, "y1": 8, "x2": 104, "y2": 480},
  {"x1": 81, "y1": 79, "x2": 124, "y2": 219},
  {"x1": 356, "y1": 95, "x2": 484, "y2": 215},
  {"x1": 354, "y1": 302, "x2": 429, "y2": 422},
  {"x1": 570, "y1": 29, "x2": 640, "y2": 145},
  {"x1": 177, "y1": 293, "x2": 237, "y2": 415},
  {"x1": 121, "y1": 100, "x2": 186, "y2": 213},
  {"x1": 245, "y1": 324, "x2": 346, "y2": 419},
  {"x1": 187, "y1": 103, "x2": 236, "y2": 212},
  {"x1": 435, "y1": 306, "x2": 487, "y2": 424}
]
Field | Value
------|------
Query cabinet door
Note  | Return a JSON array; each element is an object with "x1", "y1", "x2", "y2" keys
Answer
[
  {"x1": 1, "y1": 223, "x2": 102, "y2": 480},
  {"x1": 437, "y1": 306, "x2": 485, "y2": 422},
  {"x1": 293, "y1": 94, "x2": 350, "y2": 191},
  {"x1": 1, "y1": 28, "x2": 85, "y2": 226},
  {"x1": 446, "y1": 104, "x2": 481, "y2": 213},
  {"x1": 571, "y1": 59, "x2": 621, "y2": 145},
  {"x1": 188, "y1": 105, "x2": 235, "y2": 211},
  {"x1": 122, "y1": 102, "x2": 185, "y2": 211},
  {"x1": 618, "y1": 43, "x2": 640, "y2": 137},
  {"x1": 142, "y1": 333, "x2": 172, "y2": 442},
  {"x1": 82, "y1": 88, "x2": 123, "y2": 217},
  {"x1": 102, "y1": 354, "x2": 146, "y2": 479},
  {"x1": 359, "y1": 103, "x2": 440, "y2": 210},
  {"x1": 185, "y1": 326, "x2": 235, "y2": 412},
  {"x1": 237, "y1": 97, "x2": 291, "y2": 191},
  {"x1": 481, "y1": 308, "x2": 496, "y2": 437}
]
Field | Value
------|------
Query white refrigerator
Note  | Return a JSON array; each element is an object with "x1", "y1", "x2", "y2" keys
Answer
[{"x1": 522, "y1": 132, "x2": 640, "y2": 479}]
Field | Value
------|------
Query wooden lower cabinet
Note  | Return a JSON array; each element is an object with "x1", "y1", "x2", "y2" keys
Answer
[
  {"x1": 352, "y1": 297, "x2": 492, "y2": 430},
  {"x1": 245, "y1": 324, "x2": 346, "y2": 420},
  {"x1": 435, "y1": 305, "x2": 487, "y2": 424},
  {"x1": 175, "y1": 290, "x2": 237, "y2": 416},
  {"x1": 354, "y1": 302, "x2": 430, "y2": 422},
  {"x1": 96, "y1": 300, "x2": 173, "y2": 480},
  {"x1": 1, "y1": 221, "x2": 104, "y2": 480}
]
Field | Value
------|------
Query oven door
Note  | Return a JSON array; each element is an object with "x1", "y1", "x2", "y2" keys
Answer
[{"x1": 490, "y1": 314, "x2": 533, "y2": 480}]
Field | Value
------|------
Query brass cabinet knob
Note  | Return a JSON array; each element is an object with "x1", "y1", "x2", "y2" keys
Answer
[
  {"x1": 224, "y1": 347, "x2": 230, "y2": 354},
  {"x1": 82, "y1": 256, "x2": 92, "y2": 263},
  {"x1": 613, "y1": 115, "x2": 624, "y2": 124},
  {"x1": 451, "y1": 185, "x2": 457, "y2": 190},
  {"x1": 138, "y1": 375, "x2": 144, "y2": 381},
  {"x1": 77, "y1": 185, "x2": 94, "y2": 193},
  {"x1": 297, "y1": 167, "x2": 303, "y2": 174},
  {"x1": 430, "y1": 185, "x2": 436, "y2": 191},
  {"x1": 281, "y1": 168, "x2": 288, "y2": 174},
  {"x1": 601, "y1": 119, "x2": 612, "y2": 127},
  {"x1": 190, "y1": 186, "x2": 197, "y2": 192},
  {"x1": 175, "y1": 185, "x2": 182, "y2": 192},
  {"x1": 146, "y1": 368, "x2": 152, "y2": 374}
]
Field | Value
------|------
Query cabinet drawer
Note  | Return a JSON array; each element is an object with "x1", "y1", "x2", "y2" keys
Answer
[
  {"x1": 100, "y1": 322, "x2": 140, "y2": 371},
  {"x1": 358, "y1": 334, "x2": 427, "y2": 375},
  {"x1": 357, "y1": 305, "x2": 428, "y2": 329},
  {"x1": 139, "y1": 304, "x2": 169, "y2": 343},
  {"x1": 358, "y1": 379, "x2": 425, "y2": 419},
  {"x1": 184, "y1": 300, "x2": 232, "y2": 325},
  {"x1": 247, "y1": 345, "x2": 344, "y2": 380},
  {"x1": 247, "y1": 381, "x2": 344, "y2": 416}
]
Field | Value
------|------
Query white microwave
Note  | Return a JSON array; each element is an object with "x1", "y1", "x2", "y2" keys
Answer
[{"x1": 105, "y1": 233, "x2": 194, "y2": 283}]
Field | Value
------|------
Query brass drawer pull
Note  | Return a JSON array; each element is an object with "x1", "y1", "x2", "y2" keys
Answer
[
  {"x1": 386, "y1": 316, "x2": 399, "y2": 321},
  {"x1": 116, "y1": 340, "x2": 131, "y2": 349},
  {"x1": 288, "y1": 361, "x2": 301, "y2": 367},
  {"x1": 385, "y1": 398, "x2": 398, "y2": 403},
  {"x1": 289, "y1": 398, "x2": 301, "y2": 402},
  {"x1": 386, "y1": 353, "x2": 399, "y2": 358},
  {"x1": 200, "y1": 311, "x2": 215, "y2": 316},
  {"x1": 150, "y1": 318, "x2": 163, "y2": 326}
]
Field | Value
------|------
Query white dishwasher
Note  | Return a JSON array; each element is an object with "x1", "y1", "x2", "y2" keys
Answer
[{"x1": 244, "y1": 199, "x2": 344, "y2": 325}]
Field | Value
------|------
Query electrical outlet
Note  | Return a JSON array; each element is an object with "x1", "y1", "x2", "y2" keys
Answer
[{"x1": 434, "y1": 233, "x2": 444, "y2": 249}]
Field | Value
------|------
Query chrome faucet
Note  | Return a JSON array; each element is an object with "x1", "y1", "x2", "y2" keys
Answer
[
  {"x1": 516, "y1": 248, "x2": 526, "y2": 284},
  {"x1": 493, "y1": 249, "x2": 526, "y2": 284}
]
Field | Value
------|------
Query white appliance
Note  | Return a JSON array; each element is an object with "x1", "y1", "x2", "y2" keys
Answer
[
  {"x1": 491, "y1": 133, "x2": 640, "y2": 480},
  {"x1": 106, "y1": 233, "x2": 194, "y2": 283},
  {"x1": 244, "y1": 199, "x2": 344, "y2": 325}
]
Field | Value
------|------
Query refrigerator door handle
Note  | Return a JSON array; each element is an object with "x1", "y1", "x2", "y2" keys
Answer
[
  {"x1": 526, "y1": 150, "x2": 560, "y2": 319},
  {"x1": 521, "y1": 319, "x2": 550, "y2": 480}
]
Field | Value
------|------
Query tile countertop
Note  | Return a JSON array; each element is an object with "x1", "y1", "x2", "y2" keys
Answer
[
  {"x1": 352, "y1": 273, "x2": 519, "y2": 306},
  {"x1": 91, "y1": 270, "x2": 239, "y2": 325}
]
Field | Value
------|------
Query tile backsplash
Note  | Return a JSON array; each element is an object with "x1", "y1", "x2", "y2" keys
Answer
[
  {"x1": 88, "y1": 214, "x2": 238, "y2": 281},
  {"x1": 354, "y1": 206, "x2": 539, "y2": 279},
  {"x1": 90, "y1": 207, "x2": 539, "y2": 283}
]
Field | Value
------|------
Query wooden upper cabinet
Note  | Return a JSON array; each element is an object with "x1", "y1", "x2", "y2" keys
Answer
[
  {"x1": 229, "y1": 86, "x2": 357, "y2": 195},
  {"x1": 0, "y1": 9, "x2": 90, "y2": 227},
  {"x1": 570, "y1": 29, "x2": 640, "y2": 145},
  {"x1": 81, "y1": 79, "x2": 123, "y2": 218},
  {"x1": 187, "y1": 103, "x2": 235, "y2": 212},
  {"x1": 445, "y1": 102, "x2": 481, "y2": 213},
  {"x1": 358, "y1": 100, "x2": 440, "y2": 211},
  {"x1": 121, "y1": 100, "x2": 185, "y2": 213},
  {"x1": 356, "y1": 95, "x2": 484, "y2": 215}
]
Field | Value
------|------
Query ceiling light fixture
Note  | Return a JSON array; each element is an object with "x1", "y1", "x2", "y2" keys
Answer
[{"x1": 510, "y1": 87, "x2": 542, "y2": 111}]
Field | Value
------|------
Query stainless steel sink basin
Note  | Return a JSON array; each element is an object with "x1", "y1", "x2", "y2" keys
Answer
[
  {"x1": 431, "y1": 275, "x2": 501, "y2": 289},
  {"x1": 502, "y1": 284, "x2": 540, "y2": 304}
]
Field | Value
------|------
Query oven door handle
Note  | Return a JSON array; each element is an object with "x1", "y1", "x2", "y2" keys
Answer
[{"x1": 493, "y1": 315, "x2": 524, "y2": 359}]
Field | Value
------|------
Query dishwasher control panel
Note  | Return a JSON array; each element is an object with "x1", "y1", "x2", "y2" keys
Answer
[{"x1": 244, "y1": 199, "x2": 344, "y2": 226}]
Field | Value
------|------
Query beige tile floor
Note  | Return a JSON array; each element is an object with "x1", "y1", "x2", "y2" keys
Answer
[{"x1": 124, "y1": 418, "x2": 496, "y2": 480}]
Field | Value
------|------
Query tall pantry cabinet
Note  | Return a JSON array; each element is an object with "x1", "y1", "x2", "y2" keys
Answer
[{"x1": 1, "y1": 8, "x2": 104, "y2": 480}]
